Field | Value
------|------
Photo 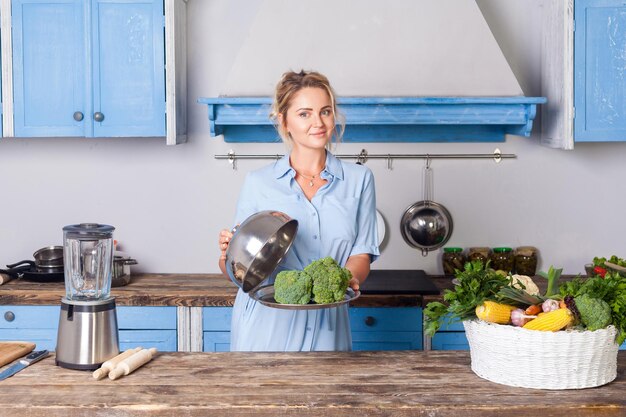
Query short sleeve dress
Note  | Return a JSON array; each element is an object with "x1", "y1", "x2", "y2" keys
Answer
[{"x1": 230, "y1": 151, "x2": 380, "y2": 351}]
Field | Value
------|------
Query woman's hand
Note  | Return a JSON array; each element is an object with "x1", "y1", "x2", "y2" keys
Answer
[
  {"x1": 218, "y1": 229, "x2": 233, "y2": 261},
  {"x1": 345, "y1": 253, "x2": 371, "y2": 291},
  {"x1": 348, "y1": 277, "x2": 361, "y2": 291}
]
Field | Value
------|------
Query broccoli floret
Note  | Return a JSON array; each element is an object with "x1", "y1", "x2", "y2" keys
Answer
[
  {"x1": 274, "y1": 270, "x2": 313, "y2": 305},
  {"x1": 574, "y1": 294, "x2": 612, "y2": 331},
  {"x1": 304, "y1": 257, "x2": 352, "y2": 304}
]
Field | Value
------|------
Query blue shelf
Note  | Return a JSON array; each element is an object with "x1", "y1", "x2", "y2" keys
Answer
[{"x1": 198, "y1": 96, "x2": 546, "y2": 143}]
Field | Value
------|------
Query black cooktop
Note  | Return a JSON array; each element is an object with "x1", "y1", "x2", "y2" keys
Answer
[{"x1": 360, "y1": 269, "x2": 440, "y2": 295}]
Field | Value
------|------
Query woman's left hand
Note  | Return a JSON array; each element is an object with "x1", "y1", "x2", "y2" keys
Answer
[{"x1": 348, "y1": 277, "x2": 360, "y2": 291}]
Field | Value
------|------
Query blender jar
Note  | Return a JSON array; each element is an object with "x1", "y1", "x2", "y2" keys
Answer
[{"x1": 63, "y1": 223, "x2": 115, "y2": 301}]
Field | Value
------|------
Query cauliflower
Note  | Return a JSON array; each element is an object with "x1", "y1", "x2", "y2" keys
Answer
[
  {"x1": 274, "y1": 270, "x2": 313, "y2": 305},
  {"x1": 574, "y1": 294, "x2": 612, "y2": 331},
  {"x1": 304, "y1": 257, "x2": 352, "y2": 304},
  {"x1": 510, "y1": 274, "x2": 540, "y2": 296}
]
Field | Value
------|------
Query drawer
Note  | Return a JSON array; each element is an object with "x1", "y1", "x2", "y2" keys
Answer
[
  {"x1": 117, "y1": 306, "x2": 177, "y2": 329},
  {"x1": 349, "y1": 307, "x2": 422, "y2": 332},
  {"x1": 0, "y1": 306, "x2": 59, "y2": 329},
  {"x1": 119, "y1": 330, "x2": 177, "y2": 352},
  {"x1": 202, "y1": 307, "x2": 232, "y2": 331},
  {"x1": 431, "y1": 332, "x2": 469, "y2": 350},
  {"x1": 352, "y1": 331, "x2": 422, "y2": 351}
]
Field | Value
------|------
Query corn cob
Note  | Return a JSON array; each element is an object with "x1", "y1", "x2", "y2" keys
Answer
[
  {"x1": 522, "y1": 308, "x2": 573, "y2": 331},
  {"x1": 475, "y1": 301, "x2": 516, "y2": 324}
]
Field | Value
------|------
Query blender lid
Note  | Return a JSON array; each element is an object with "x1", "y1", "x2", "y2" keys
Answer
[{"x1": 63, "y1": 223, "x2": 115, "y2": 239}]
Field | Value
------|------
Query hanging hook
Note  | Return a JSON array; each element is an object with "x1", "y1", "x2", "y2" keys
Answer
[
  {"x1": 387, "y1": 154, "x2": 392, "y2": 170},
  {"x1": 493, "y1": 148, "x2": 502, "y2": 163},
  {"x1": 227, "y1": 150, "x2": 237, "y2": 170},
  {"x1": 425, "y1": 154, "x2": 431, "y2": 169},
  {"x1": 356, "y1": 149, "x2": 368, "y2": 165}
]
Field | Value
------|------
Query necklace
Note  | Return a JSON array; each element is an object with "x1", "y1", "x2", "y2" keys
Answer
[{"x1": 295, "y1": 170, "x2": 321, "y2": 187}]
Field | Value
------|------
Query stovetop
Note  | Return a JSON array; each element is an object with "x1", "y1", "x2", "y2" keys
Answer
[{"x1": 359, "y1": 270, "x2": 440, "y2": 295}]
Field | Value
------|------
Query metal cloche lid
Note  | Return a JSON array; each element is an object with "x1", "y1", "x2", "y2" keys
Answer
[{"x1": 63, "y1": 223, "x2": 115, "y2": 239}]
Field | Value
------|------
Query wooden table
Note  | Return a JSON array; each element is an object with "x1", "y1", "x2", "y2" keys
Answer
[{"x1": 0, "y1": 350, "x2": 623, "y2": 416}]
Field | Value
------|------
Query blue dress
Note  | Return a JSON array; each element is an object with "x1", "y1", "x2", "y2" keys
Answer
[{"x1": 230, "y1": 151, "x2": 380, "y2": 351}]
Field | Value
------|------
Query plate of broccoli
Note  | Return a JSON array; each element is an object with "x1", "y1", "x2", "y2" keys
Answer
[{"x1": 248, "y1": 257, "x2": 361, "y2": 310}]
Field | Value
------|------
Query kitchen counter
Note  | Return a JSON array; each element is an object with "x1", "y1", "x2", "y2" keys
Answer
[
  {"x1": 0, "y1": 273, "x2": 426, "y2": 307},
  {"x1": 1, "y1": 350, "x2": 624, "y2": 416}
]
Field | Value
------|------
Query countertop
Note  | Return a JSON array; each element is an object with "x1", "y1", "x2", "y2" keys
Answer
[
  {"x1": 0, "y1": 273, "x2": 446, "y2": 307},
  {"x1": 1, "y1": 350, "x2": 623, "y2": 417}
]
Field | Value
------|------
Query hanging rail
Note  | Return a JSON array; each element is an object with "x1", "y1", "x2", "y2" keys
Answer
[{"x1": 215, "y1": 148, "x2": 515, "y2": 169}]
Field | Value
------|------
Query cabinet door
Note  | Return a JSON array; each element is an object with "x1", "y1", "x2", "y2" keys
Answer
[
  {"x1": 574, "y1": 0, "x2": 626, "y2": 142},
  {"x1": 91, "y1": 0, "x2": 165, "y2": 137},
  {"x1": 12, "y1": 0, "x2": 85, "y2": 137}
]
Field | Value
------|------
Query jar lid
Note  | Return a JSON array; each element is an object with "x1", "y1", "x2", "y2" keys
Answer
[
  {"x1": 63, "y1": 223, "x2": 115, "y2": 239},
  {"x1": 493, "y1": 247, "x2": 513, "y2": 253},
  {"x1": 443, "y1": 247, "x2": 463, "y2": 253}
]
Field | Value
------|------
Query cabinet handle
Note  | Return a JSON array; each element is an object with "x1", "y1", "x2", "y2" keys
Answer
[
  {"x1": 73, "y1": 111, "x2": 84, "y2": 122},
  {"x1": 364, "y1": 316, "x2": 376, "y2": 327},
  {"x1": 4, "y1": 311, "x2": 15, "y2": 322},
  {"x1": 94, "y1": 112, "x2": 105, "y2": 122}
]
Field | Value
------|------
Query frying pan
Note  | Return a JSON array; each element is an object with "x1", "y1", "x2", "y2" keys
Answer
[
  {"x1": 400, "y1": 159, "x2": 453, "y2": 256},
  {"x1": 2, "y1": 260, "x2": 64, "y2": 282}
]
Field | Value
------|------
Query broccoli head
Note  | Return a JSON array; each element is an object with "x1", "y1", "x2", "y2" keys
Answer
[
  {"x1": 274, "y1": 270, "x2": 313, "y2": 305},
  {"x1": 574, "y1": 294, "x2": 612, "y2": 331},
  {"x1": 304, "y1": 257, "x2": 352, "y2": 304}
]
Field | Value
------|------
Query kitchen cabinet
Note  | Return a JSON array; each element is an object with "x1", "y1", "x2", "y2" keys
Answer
[
  {"x1": 541, "y1": 0, "x2": 626, "y2": 147},
  {"x1": 2, "y1": 0, "x2": 186, "y2": 144},
  {"x1": 429, "y1": 318, "x2": 469, "y2": 351},
  {"x1": 0, "y1": 305, "x2": 178, "y2": 351},
  {"x1": 202, "y1": 306, "x2": 424, "y2": 352}
]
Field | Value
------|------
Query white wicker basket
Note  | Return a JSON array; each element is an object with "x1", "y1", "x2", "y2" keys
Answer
[{"x1": 463, "y1": 320, "x2": 619, "y2": 389}]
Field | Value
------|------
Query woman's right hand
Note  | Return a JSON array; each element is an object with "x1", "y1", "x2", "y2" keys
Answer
[{"x1": 218, "y1": 229, "x2": 233, "y2": 261}]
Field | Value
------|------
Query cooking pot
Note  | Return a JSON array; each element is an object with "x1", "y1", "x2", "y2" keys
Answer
[
  {"x1": 33, "y1": 246, "x2": 64, "y2": 268},
  {"x1": 400, "y1": 159, "x2": 453, "y2": 256},
  {"x1": 111, "y1": 255, "x2": 137, "y2": 287},
  {"x1": 225, "y1": 210, "x2": 298, "y2": 293}
]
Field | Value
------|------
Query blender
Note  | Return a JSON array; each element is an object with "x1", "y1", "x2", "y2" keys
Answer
[{"x1": 55, "y1": 223, "x2": 120, "y2": 370}]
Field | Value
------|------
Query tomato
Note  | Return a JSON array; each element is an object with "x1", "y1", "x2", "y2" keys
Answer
[{"x1": 593, "y1": 266, "x2": 607, "y2": 277}]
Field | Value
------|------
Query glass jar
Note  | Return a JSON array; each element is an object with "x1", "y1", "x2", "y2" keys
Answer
[
  {"x1": 514, "y1": 246, "x2": 538, "y2": 276},
  {"x1": 441, "y1": 247, "x2": 466, "y2": 275},
  {"x1": 468, "y1": 247, "x2": 491, "y2": 267},
  {"x1": 490, "y1": 247, "x2": 514, "y2": 273}
]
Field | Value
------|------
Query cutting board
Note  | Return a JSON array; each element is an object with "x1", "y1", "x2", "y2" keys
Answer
[{"x1": 0, "y1": 342, "x2": 36, "y2": 368}]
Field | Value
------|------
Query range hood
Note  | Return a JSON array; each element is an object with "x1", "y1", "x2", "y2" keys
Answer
[{"x1": 198, "y1": 0, "x2": 545, "y2": 143}]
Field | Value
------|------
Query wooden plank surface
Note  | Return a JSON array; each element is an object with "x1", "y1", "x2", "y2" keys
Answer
[
  {"x1": 0, "y1": 351, "x2": 623, "y2": 417},
  {"x1": 0, "y1": 274, "x2": 423, "y2": 307}
]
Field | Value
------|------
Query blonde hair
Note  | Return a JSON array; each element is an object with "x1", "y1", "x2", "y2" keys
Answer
[{"x1": 270, "y1": 70, "x2": 345, "y2": 147}]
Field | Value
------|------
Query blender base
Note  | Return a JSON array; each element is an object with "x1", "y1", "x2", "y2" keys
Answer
[{"x1": 55, "y1": 297, "x2": 120, "y2": 370}]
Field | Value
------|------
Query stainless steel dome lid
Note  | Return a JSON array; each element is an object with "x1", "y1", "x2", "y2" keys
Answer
[{"x1": 225, "y1": 211, "x2": 298, "y2": 293}]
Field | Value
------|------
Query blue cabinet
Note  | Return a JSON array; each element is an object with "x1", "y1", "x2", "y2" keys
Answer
[
  {"x1": 11, "y1": 0, "x2": 165, "y2": 137},
  {"x1": 430, "y1": 318, "x2": 469, "y2": 351},
  {"x1": 0, "y1": 305, "x2": 177, "y2": 351},
  {"x1": 574, "y1": 0, "x2": 626, "y2": 142},
  {"x1": 202, "y1": 306, "x2": 423, "y2": 352}
]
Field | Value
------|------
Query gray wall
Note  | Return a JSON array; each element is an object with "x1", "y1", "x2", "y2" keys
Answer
[{"x1": 0, "y1": 0, "x2": 624, "y2": 276}]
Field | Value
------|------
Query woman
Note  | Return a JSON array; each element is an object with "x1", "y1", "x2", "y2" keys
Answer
[{"x1": 218, "y1": 70, "x2": 379, "y2": 351}]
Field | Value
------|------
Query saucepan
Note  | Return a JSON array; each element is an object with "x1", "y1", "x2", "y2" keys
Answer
[
  {"x1": 1, "y1": 245, "x2": 66, "y2": 282},
  {"x1": 400, "y1": 159, "x2": 453, "y2": 256}
]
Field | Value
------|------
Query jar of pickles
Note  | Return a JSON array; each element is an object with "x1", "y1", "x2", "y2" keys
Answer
[
  {"x1": 514, "y1": 246, "x2": 538, "y2": 276},
  {"x1": 490, "y1": 247, "x2": 514, "y2": 273},
  {"x1": 441, "y1": 247, "x2": 466, "y2": 275},
  {"x1": 468, "y1": 247, "x2": 491, "y2": 267}
]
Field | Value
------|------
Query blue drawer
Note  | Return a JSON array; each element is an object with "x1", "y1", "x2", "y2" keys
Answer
[
  {"x1": 202, "y1": 307, "x2": 232, "y2": 331},
  {"x1": 0, "y1": 306, "x2": 60, "y2": 329},
  {"x1": 119, "y1": 330, "x2": 177, "y2": 352},
  {"x1": 431, "y1": 332, "x2": 469, "y2": 350},
  {"x1": 117, "y1": 306, "x2": 177, "y2": 330},
  {"x1": 352, "y1": 331, "x2": 422, "y2": 351},
  {"x1": 0, "y1": 329, "x2": 57, "y2": 351},
  {"x1": 349, "y1": 307, "x2": 422, "y2": 332}
]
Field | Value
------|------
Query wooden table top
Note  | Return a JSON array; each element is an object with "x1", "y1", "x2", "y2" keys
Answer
[
  {"x1": 0, "y1": 273, "x2": 428, "y2": 307},
  {"x1": 1, "y1": 350, "x2": 623, "y2": 417}
]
